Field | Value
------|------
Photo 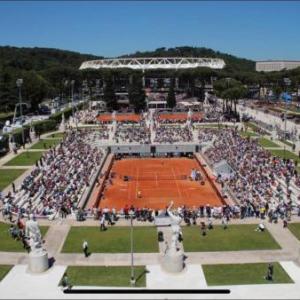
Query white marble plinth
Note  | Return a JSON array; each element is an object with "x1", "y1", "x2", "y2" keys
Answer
[
  {"x1": 161, "y1": 248, "x2": 185, "y2": 273},
  {"x1": 28, "y1": 250, "x2": 49, "y2": 273}
]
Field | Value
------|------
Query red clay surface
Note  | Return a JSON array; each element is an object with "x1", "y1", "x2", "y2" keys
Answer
[
  {"x1": 98, "y1": 157, "x2": 224, "y2": 210},
  {"x1": 158, "y1": 112, "x2": 203, "y2": 121},
  {"x1": 97, "y1": 113, "x2": 141, "y2": 122}
]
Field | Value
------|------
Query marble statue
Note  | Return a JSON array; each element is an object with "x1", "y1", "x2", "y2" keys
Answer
[
  {"x1": 59, "y1": 113, "x2": 66, "y2": 132},
  {"x1": 29, "y1": 126, "x2": 36, "y2": 141},
  {"x1": 25, "y1": 214, "x2": 49, "y2": 273},
  {"x1": 161, "y1": 201, "x2": 185, "y2": 273},
  {"x1": 25, "y1": 214, "x2": 43, "y2": 253},
  {"x1": 167, "y1": 201, "x2": 183, "y2": 250}
]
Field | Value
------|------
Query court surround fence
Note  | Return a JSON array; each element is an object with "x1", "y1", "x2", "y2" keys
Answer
[{"x1": 108, "y1": 144, "x2": 199, "y2": 154}]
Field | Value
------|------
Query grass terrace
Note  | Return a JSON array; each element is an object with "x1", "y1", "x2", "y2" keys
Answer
[
  {"x1": 203, "y1": 263, "x2": 293, "y2": 286},
  {"x1": 239, "y1": 131, "x2": 258, "y2": 138},
  {"x1": 62, "y1": 226, "x2": 158, "y2": 253},
  {"x1": 258, "y1": 138, "x2": 280, "y2": 148},
  {"x1": 244, "y1": 122, "x2": 261, "y2": 132},
  {"x1": 269, "y1": 149, "x2": 300, "y2": 163},
  {"x1": 4, "y1": 151, "x2": 45, "y2": 166},
  {"x1": 182, "y1": 225, "x2": 281, "y2": 252},
  {"x1": 0, "y1": 222, "x2": 48, "y2": 252},
  {"x1": 62, "y1": 266, "x2": 147, "y2": 287},
  {"x1": 288, "y1": 223, "x2": 300, "y2": 241},
  {"x1": 0, "y1": 169, "x2": 27, "y2": 190},
  {"x1": 44, "y1": 132, "x2": 65, "y2": 139},
  {"x1": 0, "y1": 265, "x2": 12, "y2": 281},
  {"x1": 30, "y1": 139, "x2": 61, "y2": 149},
  {"x1": 280, "y1": 139, "x2": 295, "y2": 148}
]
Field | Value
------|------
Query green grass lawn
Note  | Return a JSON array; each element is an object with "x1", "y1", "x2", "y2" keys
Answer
[
  {"x1": 203, "y1": 262, "x2": 293, "y2": 286},
  {"x1": 0, "y1": 222, "x2": 48, "y2": 252},
  {"x1": 4, "y1": 151, "x2": 45, "y2": 166},
  {"x1": 239, "y1": 131, "x2": 258, "y2": 138},
  {"x1": 258, "y1": 138, "x2": 280, "y2": 148},
  {"x1": 0, "y1": 169, "x2": 27, "y2": 190},
  {"x1": 244, "y1": 122, "x2": 261, "y2": 132},
  {"x1": 269, "y1": 149, "x2": 300, "y2": 163},
  {"x1": 182, "y1": 225, "x2": 281, "y2": 252},
  {"x1": 30, "y1": 139, "x2": 61, "y2": 149},
  {"x1": 197, "y1": 124, "x2": 234, "y2": 129},
  {"x1": 62, "y1": 226, "x2": 158, "y2": 253},
  {"x1": 288, "y1": 223, "x2": 300, "y2": 241},
  {"x1": 63, "y1": 266, "x2": 146, "y2": 287},
  {"x1": 0, "y1": 265, "x2": 12, "y2": 281},
  {"x1": 280, "y1": 139, "x2": 294, "y2": 147},
  {"x1": 45, "y1": 132, "x2": 65, "y2": 139}
]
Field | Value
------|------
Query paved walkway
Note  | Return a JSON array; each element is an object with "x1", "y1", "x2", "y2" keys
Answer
[{"x1": 1, "y1": 261, "x2": 300, "y2": 299}]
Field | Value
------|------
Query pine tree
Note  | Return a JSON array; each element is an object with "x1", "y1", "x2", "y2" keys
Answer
[
  {"x1": 103, "y1": 75, "x2": 118, "y2": 111},
  {"x1": 128, "y1": 74, "x2": 146, "y2": 113},
  {"x1": 167, "y1": 78, "x2": 176, "y2": 108}
]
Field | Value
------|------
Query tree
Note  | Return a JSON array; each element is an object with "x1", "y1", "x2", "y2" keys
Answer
[
  {"x1": 167, "y1": 78, "x2": 176, "y2": 109},
  {"x1": 222, "y1": 85, "x2": 247, "y2": 114},
  {"x1": 21, "y1": 70, "x2": 50, "y2": 111},
  {"x1": 214, "y1": 78, "x2": 247, "y2": 114},
  {"x1": 128, "y1": 73, "x2": 146, "y2": 113},
  {"x1": 103, "y1": 75, "x2": 118, "y2": 111}
]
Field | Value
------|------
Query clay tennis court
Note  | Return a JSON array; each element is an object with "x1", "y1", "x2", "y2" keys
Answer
[
  {"x1": 98, "y1": 157, "x2": 225, "y2": 209},
  {"x1": 158, "y1": 112, "x2": 203, "y2": 121},
  {"x1": 97, "y1": 113, "x2": 141, "y2": 122}
]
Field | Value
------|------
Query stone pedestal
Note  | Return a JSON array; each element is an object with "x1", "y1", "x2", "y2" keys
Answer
[
  {"x1": 161, "y1": 248, "x2": 185, "y2": 273},
  {"x1": 28, "y1": 250, "x2": 49, "y2": 273},
  {"x1": 295, "y1": 248, "x2": 300, "y2": 267}
]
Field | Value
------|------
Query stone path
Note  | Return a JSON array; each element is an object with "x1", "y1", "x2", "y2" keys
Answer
[{"x1": 1, "y1": 261, "x2": 300, "y2": 299}]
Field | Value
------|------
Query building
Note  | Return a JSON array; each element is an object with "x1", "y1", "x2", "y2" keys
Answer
[{"x1": 256, "y1": 60, "x2": 300, "y2": 72}]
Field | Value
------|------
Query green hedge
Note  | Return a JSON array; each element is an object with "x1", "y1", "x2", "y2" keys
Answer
[{"x1": 0, "y1": 112, "x2": 14, "y2": 123}]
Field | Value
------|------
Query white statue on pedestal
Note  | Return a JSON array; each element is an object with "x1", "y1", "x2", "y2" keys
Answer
[
  {"x1": 203, "y1": 92, "x2": 210, "y2": 115},
  {"x1": 25, "y1": 214, "x2": 43, "y2": 253},
  {"x1": 167, "y1": 201, "x2": 183, "y2": 251},
  {"x1": 59, "y1": 113, "x2": 66, "y2": 132},
  {"x1": 25, "y1": 215, "x2": 49, "y2": 273},
  {"x1": 29, "y1": 126, "x2": 36, "y2": 142},
  {"x1": 161, "y1": 201, "x2": 185, "y2": 273}
]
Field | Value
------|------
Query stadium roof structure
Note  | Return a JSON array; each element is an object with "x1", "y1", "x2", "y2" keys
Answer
[{"x1": 79, "y1": 57, "x2": 226, "y2": 71}]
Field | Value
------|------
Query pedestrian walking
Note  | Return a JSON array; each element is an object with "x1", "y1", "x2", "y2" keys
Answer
[
  {"x1": 100, "y1": 214, "x2": 106, "y2": 231},
  {"x1": 265, "y1": 263, "x2": 274, "y2": 281},
  {"x1": 82, "y1": 240, "x2": 89, "y2": 257}
]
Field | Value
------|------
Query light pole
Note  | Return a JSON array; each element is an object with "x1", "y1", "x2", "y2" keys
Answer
[
  {"x1": 16, "y1": 79, "x2": 25, "y2": 147},
  {"x1": 70, "y1": 80, "x2": 77, "y2": 130},
  {"x1": 283, "y1": 78, "x2": 291, "y2": 159},
  {"x1": 129, "y1": 210, "x2": 136, "y2": 287}
]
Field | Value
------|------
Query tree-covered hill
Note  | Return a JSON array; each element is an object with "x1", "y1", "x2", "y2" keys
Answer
[
  {"x1": 0, "y1": 46, "x2": 101, "y2": 70},
  {"x1": 0, "y1": 45, "x2": 299, "y2": 114},
  {"x1": 119, "y1": 46, "x2": 255, "y2": 72}
]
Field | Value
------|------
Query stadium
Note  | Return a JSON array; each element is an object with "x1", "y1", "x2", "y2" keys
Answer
[{"x1": 1, "y1": 3, "x2": 300, "y2": 300}]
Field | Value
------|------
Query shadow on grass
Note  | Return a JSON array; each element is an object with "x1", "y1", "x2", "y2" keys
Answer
[{"x1": 135, "y1": 267, "x2": 149, "y2": 285}]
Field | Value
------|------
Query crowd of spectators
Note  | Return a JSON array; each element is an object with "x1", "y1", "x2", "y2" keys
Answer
[
  {"x1": 85, "y1": 126, "x2": 110, "y2": 141},
  {"x1": 114, "y1": 121, "x2": 151, "y2": 144},
  {"x1": 1, "y1": 130, "x2": 104, "y2": 219},
  {"x1": 154, "y1": 125, "x2": 193, "y2": 143},
  {"x1": 203, "y1": 128, "x2": 300, "y2": 212},
  {"x1": 75, "y1": 110, "x2": 99, "y2": 124}
]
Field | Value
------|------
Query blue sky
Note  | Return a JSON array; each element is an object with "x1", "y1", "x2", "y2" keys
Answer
[{"x1": 0, "y1": 1, "x2": 299, "y2": 61}]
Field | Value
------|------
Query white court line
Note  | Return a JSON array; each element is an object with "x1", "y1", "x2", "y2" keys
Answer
[
  {"x1": 171, "y1": 166, "x2": 182, "y2": 198},
  {"x1": 135, "y1": 167, "x2": 139, "y2": 199}
]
